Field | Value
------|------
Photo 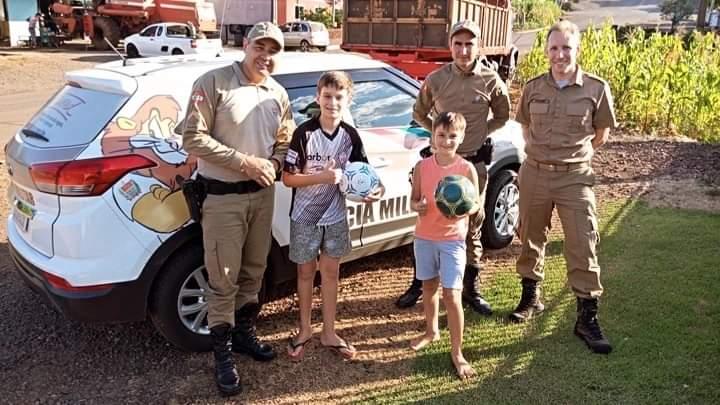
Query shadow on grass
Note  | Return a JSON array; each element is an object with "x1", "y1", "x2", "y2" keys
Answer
[{"x1": 362, "y1": 199, "x2": 720, "y2": 404}]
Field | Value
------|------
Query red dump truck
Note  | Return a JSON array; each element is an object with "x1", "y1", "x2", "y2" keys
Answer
[
  {"x1": 50, "y1": 0, "x2": 218, "y2": 50},
  {"x1": 342, "y1": 0, "x2": 517, "y2": 81}
]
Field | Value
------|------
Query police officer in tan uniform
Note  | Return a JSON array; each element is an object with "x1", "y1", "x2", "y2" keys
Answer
[
  {"x1": 182, "y1": 22, "x2": 295, "y2": 395},
  {"x1": 509, "y1": 20, "x2": 617, "y2": 354},
  {"x1": 397, "y1": 20, "x2": 511, "y2": 315}
]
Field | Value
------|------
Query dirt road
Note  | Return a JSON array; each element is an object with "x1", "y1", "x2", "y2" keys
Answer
[{"x1": 0, "y1": 49, "x2": 718, "y2": 404}]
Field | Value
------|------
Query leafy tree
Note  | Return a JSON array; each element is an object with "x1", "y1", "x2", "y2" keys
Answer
[
  {"x1": 304, "y1": 7, "x2": 343, "y2": 28},
  {"x1": 660, "y1": 0, "x2": 698, "y2": 32}
]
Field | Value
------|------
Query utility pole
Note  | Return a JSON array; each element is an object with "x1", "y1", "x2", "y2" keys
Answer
[
  {"x1": 698, "y1": 0, "x2": 708, "y2": 30},
  {"x1": 332, "y1": 1, "x2": 336, "y2": 28}
]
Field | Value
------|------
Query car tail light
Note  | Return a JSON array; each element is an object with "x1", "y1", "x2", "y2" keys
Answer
[
  {"x1": 190, "y1": 39, "x2": 197, "y2": 48},
  {"x1": 30, "y1": 154, "x2": 156, "y2": 196},
  {"x1": 42, "y1": 270, "x2": 113, "y2": 293}
]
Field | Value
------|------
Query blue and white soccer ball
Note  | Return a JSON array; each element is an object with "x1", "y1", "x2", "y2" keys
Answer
[{"x1": 340, "y1": 161, "x2": 380, "y2": 202}]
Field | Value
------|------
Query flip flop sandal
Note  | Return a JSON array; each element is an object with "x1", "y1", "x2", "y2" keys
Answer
[
  {"x1": 322, "y1": 338, "x2": 357, "y2": 360},
  {"x1": 287, "y1": 336, "x2": 312, "y2": 362}
]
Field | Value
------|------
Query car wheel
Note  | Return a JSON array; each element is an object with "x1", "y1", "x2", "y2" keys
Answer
[
  {"x1": 318, "y1": 46, "x2": 327, "y2": 52},
  {"x1": 149, "y1": 239, "x2": 278, "y2": 352},
  {"x1": 149, "y1": 242, "x2": 213, "y2": 352},
  {"x1": 481, "y1": 169, "x2": 519, "y2": 249},
  {"x1": 300, "y1": 40, "x2": 310, "y2": 52},
  {"x1": 126, "y1": 44, "x2": 140, "y2": 58},
  {"x1": 172, "y1": 48, "x2": 184, "y2": 55}
]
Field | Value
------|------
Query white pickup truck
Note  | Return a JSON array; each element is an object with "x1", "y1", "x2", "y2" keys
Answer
[{"x1": 124, "y1": 23, "x2": 223, "y2": 58}]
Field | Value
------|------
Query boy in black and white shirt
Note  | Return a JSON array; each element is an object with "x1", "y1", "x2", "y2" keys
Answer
[{"x1": 282, "y1": 71, "x2": 383, "y2": 361}]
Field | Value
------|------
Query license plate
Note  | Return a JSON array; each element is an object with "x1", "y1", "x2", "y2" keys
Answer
[
  {"x1": 13, "y1": 199, "x2": 34, "y2": 233},
  {"x1": 13, "y1": 206, "x2": 29, "y2": 232}
]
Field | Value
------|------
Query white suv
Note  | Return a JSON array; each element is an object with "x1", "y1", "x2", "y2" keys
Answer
[
  {"x1": 280, "y1": 21, "x2": 330, "y2": 51},
  {"x1": 6, "y1": 52, "x2": 523, "y2": 352}
]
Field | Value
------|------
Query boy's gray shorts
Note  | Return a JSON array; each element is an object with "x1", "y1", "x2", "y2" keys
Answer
[{"x1": 289, "y1": 219, "x2": 352, "y2": 264}]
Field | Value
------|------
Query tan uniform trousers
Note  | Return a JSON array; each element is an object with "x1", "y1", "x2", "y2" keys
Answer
[
  {"x1": 516, "y1": 162, "x2": 603, "y2": 298},
  {"x1": 466, "y1": 161, "x2": 489, "y2": 265},
  {"x1": 202, "y1": 185, "x2": 275, "y2": 328}
]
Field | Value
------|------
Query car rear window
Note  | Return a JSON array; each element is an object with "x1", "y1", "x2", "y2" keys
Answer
[
  {"x1": 22, "y1": 85, "x2": 128, "y2": 149},
  {"x1": 310, "y1": 23, "x2": 326, "y2": 32},
  {"x1": 167, "y1": 24, "x2": 192, "y2": 38}
]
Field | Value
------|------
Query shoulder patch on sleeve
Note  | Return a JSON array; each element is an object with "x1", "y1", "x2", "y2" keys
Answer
[
  {"x1": 191, "y1": 89, "x2": 206, "y2": 104},
  {"x1": 286, "y1": 149, "x2": 298, "y2": 165}
]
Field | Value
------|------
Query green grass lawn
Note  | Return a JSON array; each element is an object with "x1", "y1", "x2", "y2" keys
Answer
[{"x1": 361, "y1": 200, "x2": 720, "y2": 404}]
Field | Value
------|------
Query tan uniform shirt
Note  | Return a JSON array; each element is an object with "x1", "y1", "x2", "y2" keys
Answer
[
  {"x1": 413, "y1": 61, "x2": 510, "y2": 155},
  {"x1": 516, "y1": 67, "x2": 617, "y2": 164},
  {"x1": 182, "y1": 63, "x2": 295, "y2": 182}
]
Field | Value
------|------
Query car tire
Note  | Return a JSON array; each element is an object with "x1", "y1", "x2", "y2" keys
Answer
[
  {"x1": 171, "y1": 48, "x2": 184, "y2": 55},
  {"x1": 126, "y1": 43, "x2": 140, "y2": 58},
  {"x1": 481, "y1": 169, "x2": 519, "y2": 249},
  {"x1": 318, "y1": 46, "x2": 327, "y2": 52},
  {"x1": 149, "y1": 242, "x2": 213, "y2": 352},
  {"x1": 300, "y1": 40, "x2": 310, "y2": 52},
  {"x1": 149, "y1": 239, "x2": 279, "y2": 352}
]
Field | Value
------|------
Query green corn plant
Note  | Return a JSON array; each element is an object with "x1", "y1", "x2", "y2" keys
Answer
[{"x1": 517, "y1": 22, "x2": 720, "y2": 142}]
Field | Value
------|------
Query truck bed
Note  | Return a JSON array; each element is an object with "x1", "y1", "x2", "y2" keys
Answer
[{"x1": 343, "y1": 0, "x2": 511, "y2": 54}]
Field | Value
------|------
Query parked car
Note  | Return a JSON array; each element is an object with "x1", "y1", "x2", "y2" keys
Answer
[
  {"x1": 124, "y1": 22, "x2": 222, "y2": 58},
  {"x1": 280, "y1": 21, "x2": 330, "y2": 51},
  {"x1": 6, "y1": 52, "x2": 523, "y2": 352}
]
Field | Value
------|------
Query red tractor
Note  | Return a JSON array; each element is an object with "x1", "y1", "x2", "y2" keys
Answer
[{"x1": 50, "y1": 0, "x2": 217, "y2": 50}]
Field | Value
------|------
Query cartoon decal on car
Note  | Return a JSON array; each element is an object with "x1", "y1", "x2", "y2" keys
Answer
[{"x1": 100, "y1": 95, "x2": 197, "y2": 233}]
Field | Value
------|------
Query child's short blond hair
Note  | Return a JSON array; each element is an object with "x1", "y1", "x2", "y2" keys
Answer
[
  {"x1": 432, "y1": 111, "x2": 467, "y2": 134},
  {"x1": 317, "y1": 71, "x2": 354, "y2": 97},
  {"x1": 546, "y1": 19, "x2": 581, "y2": 43}
]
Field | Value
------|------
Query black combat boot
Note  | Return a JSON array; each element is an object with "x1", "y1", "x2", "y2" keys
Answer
[
  {"x1": 461, "y1": 264, "x2": 493, "y2": 315},
  {"x1": 574, "y1": 297, "x2": 612, "y2": 354},
  {"x1": 231, "y1": 303, "x2": 276, "y2": 361},
  {"x1": 509, "y1": 278, "x2": 545, "y2": 323},
  {"x1": 210, "y1": 323, "x2": 242, "y2": 396},
  {"x1": 396, "y1": 277, "x2": 423, "y2": 308}
]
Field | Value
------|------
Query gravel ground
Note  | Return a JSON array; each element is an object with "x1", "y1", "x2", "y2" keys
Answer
[{"x1": 0, "y1": 49, "x2": 718, "y2": 404}]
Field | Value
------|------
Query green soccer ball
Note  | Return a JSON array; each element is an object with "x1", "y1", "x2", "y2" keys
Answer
[{"x1": 434, "y1": 175, "x2": 477, "y2": 218}]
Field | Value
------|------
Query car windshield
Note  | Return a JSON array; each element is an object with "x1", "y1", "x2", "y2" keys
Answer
[{"x1": 285, "y1": 80, "x2": 415, "y2": 128}]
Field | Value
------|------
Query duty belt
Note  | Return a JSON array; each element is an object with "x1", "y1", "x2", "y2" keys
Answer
[
  {"x1": 525, "y1": 158, "x2": 589, "y2": 172},
  {"x1": 198, "y1": 174, "x2": 264, "y2": 195}
]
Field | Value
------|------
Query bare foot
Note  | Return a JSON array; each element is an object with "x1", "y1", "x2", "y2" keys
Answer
[
  {"x1": 410, "y1": 332, "x2": 440, "y2": 351},
  {"x1": 452, "y1": 354, "x2": 476, "y2": 380}
]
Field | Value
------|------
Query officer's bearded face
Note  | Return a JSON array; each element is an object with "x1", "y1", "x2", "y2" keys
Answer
[
  {"x1": 243, "y1": 38, "x2": 281, "y2": 81},
  {"x1": 450, "y1": 31, "x2": 480, "y2": 71},
  {"x1": 545, "y1": 30, "x2": 580, "y2": 80}
]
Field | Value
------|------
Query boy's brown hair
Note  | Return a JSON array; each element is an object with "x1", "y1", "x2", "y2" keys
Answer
[
  {"x1": 317, "y1": 71, "x2": 354, "y2": 97},
  {"x1": 432, "y1": 111, "x2": 467, "y2": 134}
]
